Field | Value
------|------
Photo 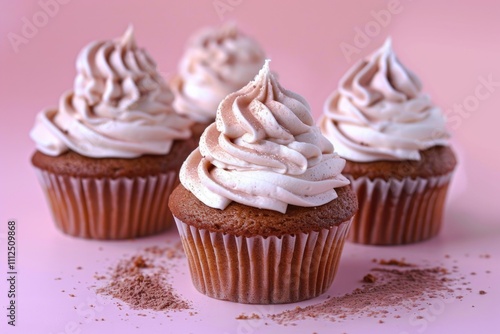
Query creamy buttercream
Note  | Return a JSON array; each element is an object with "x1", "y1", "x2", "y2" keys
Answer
[
  {"x1": 319, "y1": 38, "x2": 450, "y2": 162},
  {"x1": 31, "y1": 26, "x2": 192, "y2": 158},
  {"x1": 180, "y1": 60, "x2": 349, "y2": 213},
  {"x1": 171, "y1": 23, "x2": 266, "y2": 123}
]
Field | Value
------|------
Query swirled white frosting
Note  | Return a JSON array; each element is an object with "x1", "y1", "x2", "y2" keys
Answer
[
  {"x1": 30, "y1": 26, "x2": 192, "y2": 158},
  {"x1": 319, "y1": 38, "x2": 450, "y2": 162},
  {"x1": 180, "y1": 60, "x2": 349, "y2": 213},
  {"x1": 170, "y1": 23, "x2": 266, "y2": 123}
]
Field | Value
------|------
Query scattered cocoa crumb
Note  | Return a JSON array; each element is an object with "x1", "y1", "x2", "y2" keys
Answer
[
  {"x1": 76, "y1": 266, "x2": 83, "y2": 270},
  {"x1": 54, "y1": 277, "x2": 62, "y2": 280},
  {"x1": 143, "y1": 242, "x2": 185, "y2": 260},
  {"x1": 69, "y1": 294, "x2": 75, "y2": 298},
  {"x1": 133, "y1": 256, "x2": 148, "y2": 269},
  {"x1": 479, "y1": 254, "x2": 491, "y2": 259},
  {"x1": 378, "y1": 259, "x2": 415, "y2": 267},
  {"x1": 363, "y1": 274, "x2": 377, "y2": 283},
  {"x1": 379, "y1": 320, "x2": 384, "y2": 324},
  {"x1": 479, "y1": 290, "x2": 487, "y2": 295},
  {"x1": 236, "y1": 313, "x2": 261, "y2": 320}
]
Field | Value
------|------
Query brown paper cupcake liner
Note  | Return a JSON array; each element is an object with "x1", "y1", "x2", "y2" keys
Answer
[
  {"x1": 174, "y1": 217, "x2": 352, "y2": 304},
  {"x1": 347, "y1": 173, "x2": 453, "y2": 245},
  {"x1": 35, "y1": 169, "x2": 178, "y2": 239}
]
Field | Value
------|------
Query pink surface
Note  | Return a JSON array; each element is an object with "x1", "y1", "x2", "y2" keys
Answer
[{"x1": 1, "y1": 0, "x2": 499, "y2": 333}]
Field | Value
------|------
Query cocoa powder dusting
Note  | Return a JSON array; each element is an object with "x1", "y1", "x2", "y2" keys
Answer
[
  {"x1": 236, "y1": 313, "x2": 262, "y2": 320},
  {"x1": 377, "y1": 258, "x2": 415, "y2": 267},
  {"x1": 269, "y1": 260, "x2": 467, "y2": 325},
  {"x1": 96, "y1": 242, "x2": 190, "y2": 312},
  {"x1": 362, "y1": 273, "x2": 377, "y2": 283}
]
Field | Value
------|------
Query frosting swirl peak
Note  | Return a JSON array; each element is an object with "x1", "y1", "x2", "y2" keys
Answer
[
  {"x1": 319, "y1": 38, "x2": 450, "y2": 162},
  {"x1": 31, "y1": 26, "x2": 192, "y2": 158},
  {"x1": 181, "y1": 60, "x2": 349, "y2": 213}
]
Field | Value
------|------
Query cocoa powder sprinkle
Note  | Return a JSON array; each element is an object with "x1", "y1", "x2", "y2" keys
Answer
[
  {"x1": 96, "y1": 242, "x2": 190, "y2": 313},
  {"x1": 377, "y1": 258, "x2": 415, "y2": 267},
  {"x1": 363, "y1": 273, "x2": 377, "y2": 283},
  {"x1": 269, "y1": 262, "x2": 466, "y2": 325},
  {"x1": 236, "y1": 313, "x2": 261, "y2": 320}
]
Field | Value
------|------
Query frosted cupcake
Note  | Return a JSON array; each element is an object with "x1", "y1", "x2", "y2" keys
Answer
[
  {"x1": 319, "y1": 38, "x2": 457, "y2": 245},
  {"x1": 170, "y1": 23, "x2": 265, "y2": 139},
  {"x1": 169, "y1": 60, "x2": 358, "y2": 304},
  {"x1": 30, "y1": 26, "x2": 195, "y2": 239}
]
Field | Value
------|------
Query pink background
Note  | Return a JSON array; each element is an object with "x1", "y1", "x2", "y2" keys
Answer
[{"x1": 1, "y1": 1, "x2": 499, "y2": 333}]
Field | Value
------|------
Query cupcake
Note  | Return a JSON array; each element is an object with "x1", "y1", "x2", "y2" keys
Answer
[
  {"x1": 30, "y1": 26, "x2": 195, "y2": 239},
  {"x1": 318, "y1": 38, "x2": 457, "y2": 245},
  {"x1": 170, "y1": 23, "x2": 265, "y2": 140},
  {"x1": 169, "y1": 60, "x2": 358, "y2": 304}
]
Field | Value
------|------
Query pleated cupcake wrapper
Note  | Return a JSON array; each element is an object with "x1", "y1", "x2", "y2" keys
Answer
[
  {"x1": 35, "y1": 168, "x2": 178, "y2": 239},
  {"x1": 174, "y1": 217, "x2": 352, "y2": 304},
  {"x1": 347, "y1": 172, "x2": 453, "y2": 245}
]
